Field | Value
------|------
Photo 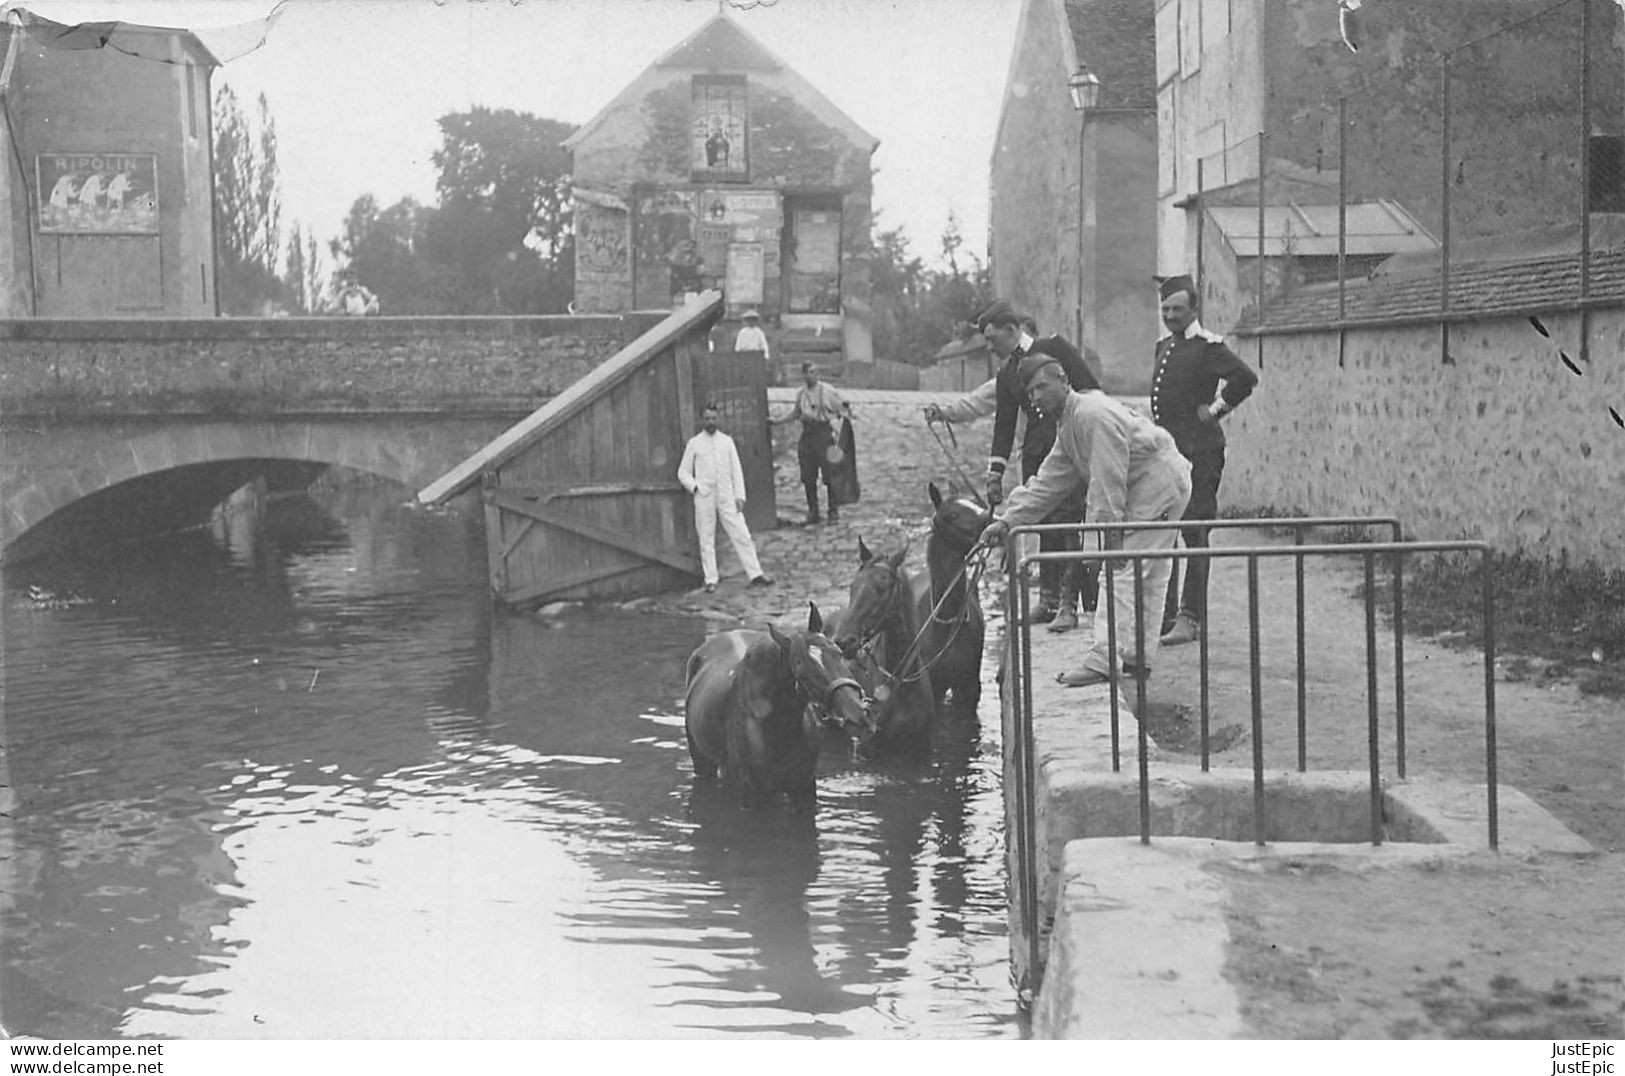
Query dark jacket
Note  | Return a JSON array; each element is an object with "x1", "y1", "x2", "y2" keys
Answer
[
  {"x1": 991, "y1": 334, "x2": 1102, "y2": 476},
  {"x1": 1149, "y1": 325, "x2": 1258, "y2": 456}
]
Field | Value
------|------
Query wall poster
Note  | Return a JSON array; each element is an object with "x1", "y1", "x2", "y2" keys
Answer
[
  {"x1": 691, "y1": 75, "x2": 749, "y2": 182},
  {"x1": 725, "y1": 243, "x2": 764, "y2": 305},
  {"x1": 576, "y1": 202, "x2": 630, "y2": 281},
  {"x1": 37, "y1": 152, "x2": 159, "y2": 234}
]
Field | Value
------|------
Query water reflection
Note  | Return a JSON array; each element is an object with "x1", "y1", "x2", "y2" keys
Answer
[{"x1": 2, "y1": 477, "x2": 1015, "y2": 1038}]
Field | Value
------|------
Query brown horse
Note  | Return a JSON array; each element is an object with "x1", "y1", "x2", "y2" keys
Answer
[
  {"x1": 831, "y1": 539, "x2": 939, "y2": 748},
  {"x1": 921, "y1": 482, "x2": 989, "y2": 713},
  {"x1": 685, "y1": 603, "x2": 874, "y2": 804}
]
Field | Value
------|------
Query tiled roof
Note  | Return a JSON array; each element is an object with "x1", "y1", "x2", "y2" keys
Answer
[
  {"x1": 1064, "y1": 0, "x2": 1156, "y2": 110},
  {"x1": 657, "y1": 15, "x2": 779, "y2": 71},
  {"x1": 1237, "y1": 247, "x2": 1625, "y2": 333}
]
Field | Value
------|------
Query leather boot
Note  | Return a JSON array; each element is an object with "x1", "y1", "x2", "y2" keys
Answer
[
  {"x1": 1029, "y1": 583, "x2": 1057, "y2": 624},
  {"x1": 804, "y1": 487, "x2": 821, "y2": 525},
  {"x1": 1047, "y1": 568, "x2": 1080, "y2": 633}
]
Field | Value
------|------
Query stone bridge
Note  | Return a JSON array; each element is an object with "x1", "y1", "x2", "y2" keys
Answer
[{"x1": 0, "y1": 313, "x2": 663, "y2": 563}]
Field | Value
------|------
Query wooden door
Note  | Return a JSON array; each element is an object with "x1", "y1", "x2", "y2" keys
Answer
[{"x1": 693, "y1": 349, "x2": 776, "y2": 533}]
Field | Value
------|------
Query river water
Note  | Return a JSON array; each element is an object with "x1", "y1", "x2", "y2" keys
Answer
[{"x1": 1, "y1": 479, "x2": 1017, "y2": 1039}]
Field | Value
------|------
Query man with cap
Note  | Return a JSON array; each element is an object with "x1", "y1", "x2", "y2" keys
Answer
[
  {"x1": 923, "y1": 300, "x2": 1103, "y2": 628},
  {"x1": 978, "y1": 353, "x2": 1191, "y2": 687},
  {"x1": 733, "y1": 310, "x2": 770, "y2": 361},
  {"x1": 771, "y1": 362, "x2": 853, "y2": 524},
  {"x1": 1149, "y1": 275, "x2": 1259, "y2": 646},
  {"x1": 679, "y1": 401, "x2": 774, "y2": 593}
]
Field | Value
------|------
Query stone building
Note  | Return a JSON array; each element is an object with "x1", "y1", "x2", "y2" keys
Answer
[
  {"x1": 564, "y1": 12, "x2": 878, "y2": 366},
  {"x1": 989, "y1": 0, "x2": 1158, "y2": 393},
  {"x1": 1156, "y1": 0, "x2": 1625, "y2": 328},
  {"x1": 0, "y1": 10, "x2": 219, "y2": 317}
]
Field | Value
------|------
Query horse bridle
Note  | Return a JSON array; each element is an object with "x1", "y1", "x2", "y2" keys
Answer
[
  {"x1": 852, "y1": 545, "x2": 992, "y2": 688},
  {"x1": 846, "y1": 560, "x2": 907, "y2": 657},
  {"x1": 803, "y1": 673, "x2": 870, "y2": 724}
]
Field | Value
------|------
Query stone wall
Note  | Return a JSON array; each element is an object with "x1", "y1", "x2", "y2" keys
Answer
[
  {"x1": 0, "y1": 314, "x2": 664, "y2": 415},
  {"x1": 1223, "y1": 306, "x2": 1625, "y2": 569},
  {"x1": 5, "y1": 29, "x2": 215, "y2": 317},
  {"x1": 993, "y1": 0, "x2": 1157, "y2": 392},
  {"x1": 991, "y1": 2, "x2": 1074, "y2": 369}
]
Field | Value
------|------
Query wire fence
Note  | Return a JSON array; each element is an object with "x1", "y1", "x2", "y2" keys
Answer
[{"x1": 1204, "y1": 0, "x2": 1625, "y2": 358}]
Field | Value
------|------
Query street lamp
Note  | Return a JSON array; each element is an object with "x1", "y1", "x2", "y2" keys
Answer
[
  {"x1": 1068, "y1": 65, "x2": 1101, "y2": 347},
  {"x1": 1067, "y1": 65, "x2": 1101, "y2": 112}
]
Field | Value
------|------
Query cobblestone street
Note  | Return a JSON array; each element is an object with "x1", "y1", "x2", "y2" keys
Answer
[{"x1": 634, "y1": 388, "x2": 982, "y2": 628}]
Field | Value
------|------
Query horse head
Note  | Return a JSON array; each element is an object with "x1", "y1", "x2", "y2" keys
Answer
[
  {"x1": 834, "y1": 538, "x2": 910, "y2": 657},
  {"x1": 928, "y1": 481, "x2": 993, "y2": 555},
  {"x1": 769, "y1": 602, "x2": 876, "y2": 743}
]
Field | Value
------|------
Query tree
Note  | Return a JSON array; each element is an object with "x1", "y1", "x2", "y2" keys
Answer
[
  {"x1": 213, "y1": 86, "x2": 291, "y2": 313},
  {"x1": 282, "y1": 222, "x2": 329, "y2": 313},
  {"x1": 428, "y1": 107, "x2": 577, "y2": 312},
  {"x1": 862, "y1": 214, "x2": 994, "y2": 365},
  {"x1": 323, "y1": 107, "x2": 579, "y2": 315},
  {"x1": 330, "y1": 194, "x2": 445, "y2": 314}
]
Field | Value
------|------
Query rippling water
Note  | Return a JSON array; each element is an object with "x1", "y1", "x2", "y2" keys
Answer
[{"x1": 1, "y1": 480, "x2": 1017, "y2": 1039}]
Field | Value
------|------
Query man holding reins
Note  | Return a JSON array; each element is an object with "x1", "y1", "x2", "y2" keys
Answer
[
  {"x1": 923, "y1": 300, "x2": 1102, "y2": 630},
  {"x1": 978, "y1": 354, "x2": 1191, "y2": 688}
]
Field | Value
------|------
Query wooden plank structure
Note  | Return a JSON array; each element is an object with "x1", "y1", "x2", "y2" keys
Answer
[{"x1": 417, "y1": 291, "x2": 775, "y2": 608}]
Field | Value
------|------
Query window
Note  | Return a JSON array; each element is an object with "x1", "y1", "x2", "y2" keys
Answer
[{"x1": 691, "y1": 76, "x2": 749, "y2": 183}]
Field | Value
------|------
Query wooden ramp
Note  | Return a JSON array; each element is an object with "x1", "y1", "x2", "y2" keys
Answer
[{"x1": 418, "y1": 291, "x2": 775, "y2": 608}]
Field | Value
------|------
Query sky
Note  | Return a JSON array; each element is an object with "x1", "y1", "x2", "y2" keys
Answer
[{"x1": 10, "y1": 0, "x2": 1023, "y2": 271}]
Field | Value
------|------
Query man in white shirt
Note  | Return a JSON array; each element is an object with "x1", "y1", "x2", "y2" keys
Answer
[
  {"x1": 733, "y1": 309, "x2": 771, "y2": 360},
  {"x1": 978, "y1": 354, "x2": 1191, "y2": 687},
  {"x1": 678, "y1": 402, "x2": 773, "y2": 593}
]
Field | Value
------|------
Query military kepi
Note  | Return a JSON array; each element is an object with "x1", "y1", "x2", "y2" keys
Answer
[
  {"x1": 1159, "y1": 274, "x2": 1197, "y2": 301},
  {"x1": 1013, "y1": 352, "x2": 1063, "y2": 390},
  {"x1": 973, "y1": 298, "x2": 1014, "y2": 332}
]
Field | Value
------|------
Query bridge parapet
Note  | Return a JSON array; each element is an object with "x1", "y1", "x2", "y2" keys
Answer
[{"x1": 0, "y1": 313, "x2": 666, "y2": 417}]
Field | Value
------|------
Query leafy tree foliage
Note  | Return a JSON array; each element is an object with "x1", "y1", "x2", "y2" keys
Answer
[
  {"x1": 213, "y1": 86, "x2": 292, "y2": 314},
  {"x1": 330, "y1": 107, "x2": 577, "y2": 314},
  {"x1": 864, "y1": 212, "x2": 993, "y2": 365}
]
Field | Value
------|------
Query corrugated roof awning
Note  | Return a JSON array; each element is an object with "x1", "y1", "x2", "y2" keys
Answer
[{"x1": 1207, "y1": 201, "x2": 1439, "y2": 258}]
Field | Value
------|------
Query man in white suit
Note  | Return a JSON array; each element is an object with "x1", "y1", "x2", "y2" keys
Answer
[{"x1": 678, "y1": 402, "x2": 774, "y2": 593}]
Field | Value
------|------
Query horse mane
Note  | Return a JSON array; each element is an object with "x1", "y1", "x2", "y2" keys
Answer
[{"x1": 737, "y1": 629, "x2": 810, "y2": 718}]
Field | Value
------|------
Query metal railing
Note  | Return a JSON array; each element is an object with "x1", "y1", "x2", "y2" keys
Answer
[{"x1": 1003, "y1": 519, "x2": 1498, "y2": 994}]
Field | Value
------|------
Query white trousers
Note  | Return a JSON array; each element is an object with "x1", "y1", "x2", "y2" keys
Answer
[
  {"x1": 1081, "y1": 454, "x2": 1193, "y2": 674},
  {"x1": 694, "y1": 492, "x2": 763, "y2": 585}
]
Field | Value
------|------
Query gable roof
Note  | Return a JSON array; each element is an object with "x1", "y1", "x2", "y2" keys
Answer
[
  {"x1": 1236, "y1": 247, "x2": 1625, "y2": 333},
  {"x1": 655, "y1": 13, "x2": 781, "y2": 71},
  {"x1": 564, "y1": 13, "x2": 877, "y2": 154}
]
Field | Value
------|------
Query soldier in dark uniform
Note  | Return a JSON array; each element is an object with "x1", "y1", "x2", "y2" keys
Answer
[
  {"x1": 926, "y1": 299, "x2": 1103, "y2": 626},
  {"x1": 1149, "y1": 275, "x2": 1260, "y2": 645}
]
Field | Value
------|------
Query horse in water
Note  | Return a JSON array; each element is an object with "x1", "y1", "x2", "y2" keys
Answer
[
  {"x1": 920, "y1": 482, "x2": 989, "y2": 713},
  {"x1": 685, "y1": 602, "x2": 874, "y2": 805},
  {"x1": 831, "y1": 539, "x2": 939, "y2": 748}
]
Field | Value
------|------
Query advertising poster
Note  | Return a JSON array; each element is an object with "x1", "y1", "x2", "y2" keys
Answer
[
  {"x1": 725, "y1": 243, "x2": 764, "y2": 305},
  {"x1": 37, "y1": 153, "x2": 159, "y2": 234}
]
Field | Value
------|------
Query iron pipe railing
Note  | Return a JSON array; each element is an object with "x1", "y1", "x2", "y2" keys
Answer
[{"x1": 1002, "y1": 531, "x2": 1497, "y2": 998}]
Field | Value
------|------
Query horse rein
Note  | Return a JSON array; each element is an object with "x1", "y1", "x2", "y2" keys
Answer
[
  {"x1": 925, "y1": 417, "x2": 988, "y2": 510},
  {"x1": 856, "y1": 544, "x2": 991, "y2": 689}
]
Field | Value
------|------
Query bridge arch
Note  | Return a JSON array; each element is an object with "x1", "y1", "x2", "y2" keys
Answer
[{"x1": 2, "y1": 414, "x2": 515, "y2": 562}]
